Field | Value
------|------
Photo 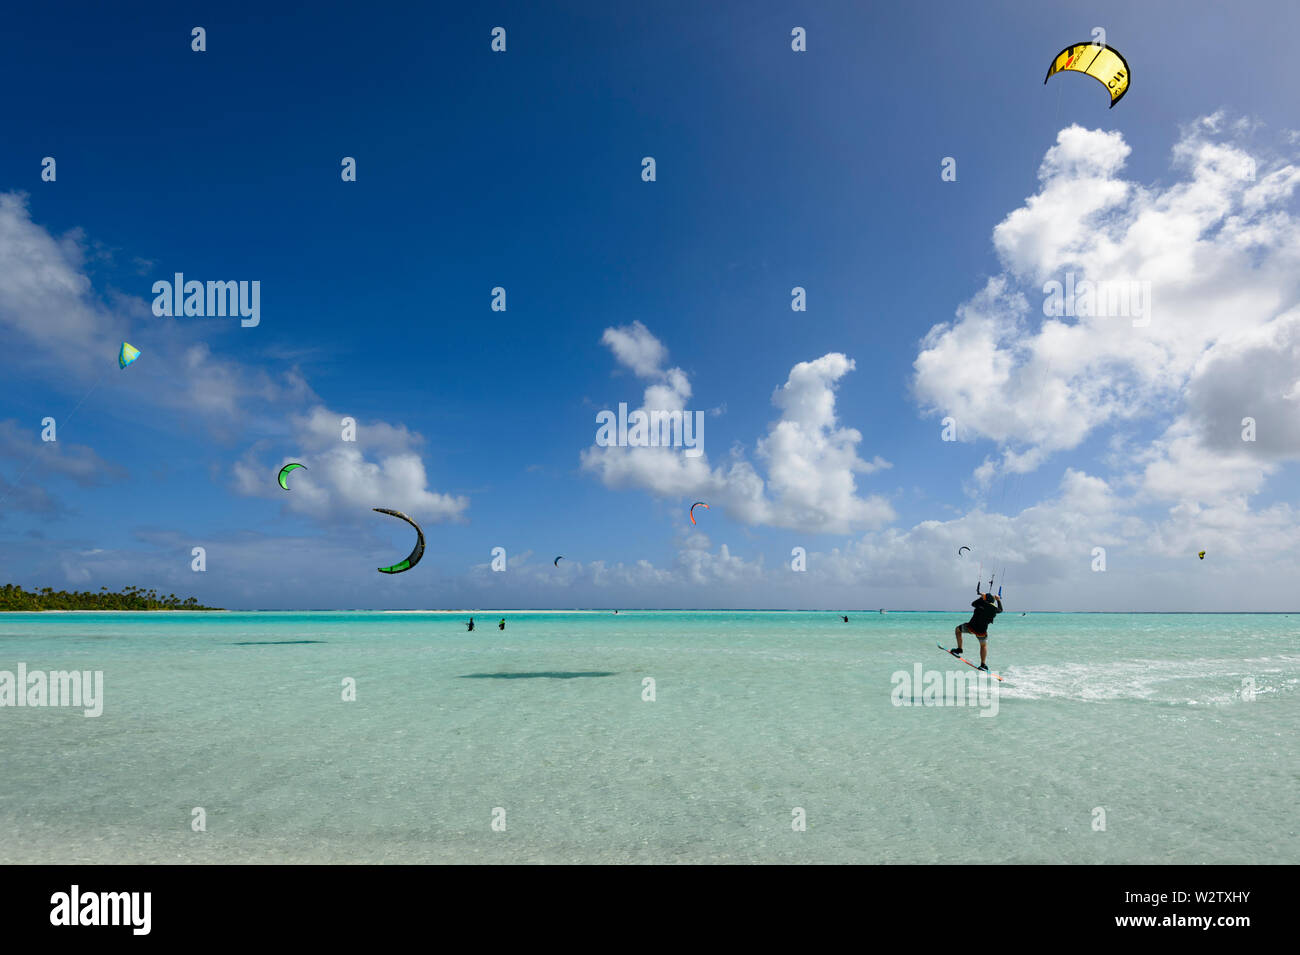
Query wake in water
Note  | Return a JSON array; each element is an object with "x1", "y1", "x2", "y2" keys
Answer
[{"x1": 999, "y1": 654, "x2": 1300, "y2": 705}]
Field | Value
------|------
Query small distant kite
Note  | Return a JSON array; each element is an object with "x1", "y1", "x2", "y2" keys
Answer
[
  {"x1": 1045, "y1": 42, "x2": 1130, "y2": 108},
  {"x1": 373, "y1": 507, "x2": 425, "y2": 574},
  {"x1": 118, "y1": 342, "x2": 141, "y2": 369},
  {"x1": 554, "y1": 556, "x2": 564, "y2": 566},
  {"x1": 689, "y1": 501, "x2": 709, "y2": 525},
  {"x1": 957, "y1": 546, "x2": 971, "y2": 557},
  {"x1": 1198, "y1": 551, "x2": 1206, "y2": 560},
  {"x1": 277, "y1": 463, "x2": 306, "y2": 490}
]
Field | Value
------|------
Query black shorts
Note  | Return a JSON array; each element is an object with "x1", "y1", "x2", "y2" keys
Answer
[{"x1": 959, "y1": 622, "x2": 988, "y2": 641}]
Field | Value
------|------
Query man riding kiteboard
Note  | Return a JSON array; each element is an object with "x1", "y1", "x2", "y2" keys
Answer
[{"x1": 949, "y1": 590, "x2": 1002, "y2": 671}]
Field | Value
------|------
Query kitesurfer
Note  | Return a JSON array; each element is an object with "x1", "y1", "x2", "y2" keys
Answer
[
  {"x1": 467, "y1": 617, "x2": 475, "y2": 632},
  {"x1": 498, "y1": 618, "x2": 505, "y2": 630},
  {"x1": 842, "y1": 615, "x2": 848, "y2": 623},
  {"x1": 949, "y1": 592, "x2": 1002, "y2": 670}
]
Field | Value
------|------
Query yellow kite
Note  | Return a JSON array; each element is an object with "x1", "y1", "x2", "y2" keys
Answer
[{"x1": 1044, "y1": 43, "x2": 1130, "y2": 108}]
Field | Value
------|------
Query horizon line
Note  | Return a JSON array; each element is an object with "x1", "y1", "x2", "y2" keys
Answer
[{"x1": 14, "y1": 608, "x2": 1294, "y2": 615}]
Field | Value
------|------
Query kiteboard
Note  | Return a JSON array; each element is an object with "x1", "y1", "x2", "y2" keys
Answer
[{"x1": 938, "y1": 644, "x2": 1003, "y2": 682}]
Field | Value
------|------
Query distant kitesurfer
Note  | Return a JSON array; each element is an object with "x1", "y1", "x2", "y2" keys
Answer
[
  {"x1": 498, "y1": 618, "x2": 505, "y2": 630},
  {"x1": 842, "y1": 615, "x2": 849, "y2": 623},
  {"x1": 949, "y1": 592, "x2": 1002, "y2": 671},
  {"x1": 467, "y1": 617, "x2": 475, "y2": 632}
]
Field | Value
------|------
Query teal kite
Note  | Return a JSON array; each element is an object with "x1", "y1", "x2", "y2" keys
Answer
[{"x1": 118, "y1": 342, "x2": 141, "y2": 369}]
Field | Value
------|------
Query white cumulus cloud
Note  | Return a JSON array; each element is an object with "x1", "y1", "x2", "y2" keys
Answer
[{"x1": 581, "y1": 323, "x2": 893, "y2": 533}]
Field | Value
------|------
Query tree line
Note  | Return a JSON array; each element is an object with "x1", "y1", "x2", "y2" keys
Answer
[{"x1": 0, "y1": 584, "x2": 220, "y2": 611}]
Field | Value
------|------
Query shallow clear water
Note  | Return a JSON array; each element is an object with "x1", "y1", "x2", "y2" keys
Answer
[{"x1": 1, "y1": 611, "x2": 1296, "y2": 863}]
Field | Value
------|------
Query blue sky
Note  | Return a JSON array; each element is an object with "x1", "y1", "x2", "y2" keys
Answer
[{"x1": 2, "y1": 0, "x2": 1299, "y2": 609}]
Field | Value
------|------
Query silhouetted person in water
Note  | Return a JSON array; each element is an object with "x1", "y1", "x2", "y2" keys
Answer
[
  {"x1": 842, "y1": 615, "x2": 849, "y2": 623},
  {"x1": 498, "y1": 618, "x2": 505, "y2": 630},
  {"x1": 467, "y1": 617, "x2": 474, "y2": 632}
]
